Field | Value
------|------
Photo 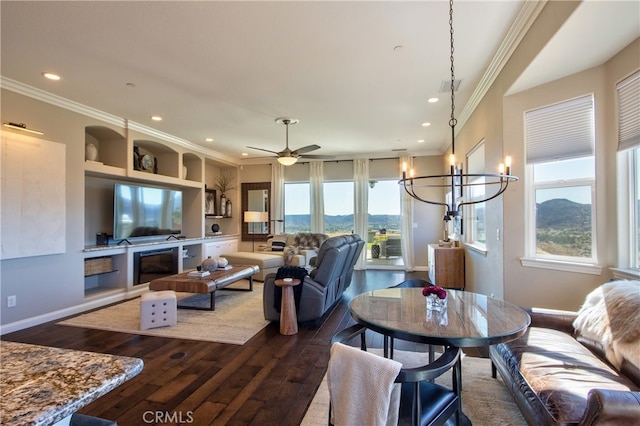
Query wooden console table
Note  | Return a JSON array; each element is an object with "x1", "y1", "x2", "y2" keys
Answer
[{"x1": 427, "y1": 244, "x2": 465, "y2": 289}]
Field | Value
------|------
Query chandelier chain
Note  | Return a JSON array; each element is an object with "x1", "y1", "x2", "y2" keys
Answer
[
  {"x1": 449, "y1": 0, "x2": 457, "y2": 154},
  {"x1": 398, "y1": 0, "x2": 518, "y2": 224}
]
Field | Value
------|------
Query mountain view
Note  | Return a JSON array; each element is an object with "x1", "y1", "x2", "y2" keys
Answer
[
  {"x1": 285, "y1": 214, "x2": 401, "y2": 236},
  {"x1": 536, "y1": 198, "x2": 592, "y2": 257},
  {"x1": 284, "y1": 198, "x2": 592, "y2": 257}
]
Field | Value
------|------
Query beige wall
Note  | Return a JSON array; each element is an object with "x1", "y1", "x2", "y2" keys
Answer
[{"x1": 500, "y1": 38, "x2": 640, "y2": 310}]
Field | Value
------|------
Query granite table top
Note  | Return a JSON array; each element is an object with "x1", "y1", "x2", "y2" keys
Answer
[{"x1": 0, "y1": 341, "x2": 144, "y2": 426}]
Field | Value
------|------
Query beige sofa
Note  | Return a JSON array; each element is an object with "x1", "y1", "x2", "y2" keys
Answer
[{"x1": 222, "y1": 233, "x2": 328, "y2": 281}]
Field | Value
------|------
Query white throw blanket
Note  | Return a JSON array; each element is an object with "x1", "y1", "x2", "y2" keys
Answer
[{"x1": 327, "y1": 342, "x2": 402, "y2": 426}]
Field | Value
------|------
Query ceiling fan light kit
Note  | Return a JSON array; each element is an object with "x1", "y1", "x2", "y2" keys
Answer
[{"x1": 247, "y1": 117, "x2": 333, "y2": 165}]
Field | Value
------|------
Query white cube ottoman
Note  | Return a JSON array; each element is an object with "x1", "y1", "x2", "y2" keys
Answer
[{"x1": 140, "y1": 290, "x2": 177, "y2": 330}]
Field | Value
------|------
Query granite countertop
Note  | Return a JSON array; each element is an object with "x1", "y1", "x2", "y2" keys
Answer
[{"x1": 0, "y1": 341, "x2": 144, "y2": 426}]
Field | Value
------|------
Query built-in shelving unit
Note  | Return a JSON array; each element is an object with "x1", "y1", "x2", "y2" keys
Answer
[{"x1": 83, "y1": 124, "x2": 239, "y2": 299}]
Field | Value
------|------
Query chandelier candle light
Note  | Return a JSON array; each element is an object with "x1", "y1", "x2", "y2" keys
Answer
[{"x1": 399, "y1": 0, "x2": 517, "y2": 223}]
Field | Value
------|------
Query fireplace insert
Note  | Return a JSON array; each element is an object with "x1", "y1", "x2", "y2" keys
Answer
[{"x1": 133, "y1": 247, "x2": 179, "y2": 285}]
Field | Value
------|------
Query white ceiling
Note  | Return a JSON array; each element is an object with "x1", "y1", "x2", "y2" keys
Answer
[{"x1": 1, "y1": 1, "x2": 638, "y2": 164}]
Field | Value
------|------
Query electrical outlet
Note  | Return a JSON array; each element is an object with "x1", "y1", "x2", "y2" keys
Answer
[{"x1": 7, "y1": 295, "x2": 16, "y2": 308}]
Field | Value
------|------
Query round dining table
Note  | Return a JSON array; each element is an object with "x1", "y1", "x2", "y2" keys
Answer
[
  {"x1": 349, "y1": 287, "x2": 531, "y2": 348},
  {"x1": 349, "y1": 288, "x2": 531, "y2": 424}
]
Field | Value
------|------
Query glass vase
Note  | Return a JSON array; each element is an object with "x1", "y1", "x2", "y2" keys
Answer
[{"x1": 426, "y1": 294, "x2": 447, "y2": 312}]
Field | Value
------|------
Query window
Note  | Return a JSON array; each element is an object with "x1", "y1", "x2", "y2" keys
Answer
[
  {"x1": 284, "y1": 183, "x2": 310, "y2": 233},
  {"x1": 368, "y1": 180, "x2": 401, "y2": 232},
  {"x1": 631, "y1": 148, "x2": 640, "y2": 268},
  {"x1": 617, "y1": 71, "x2": 640, "y2": 271},
  {"x1": 323, "y1": 181, "x2": 354, "y2": 236},
  {"x1": 466, "y1": 142, "x2": 486, "y2": 247},
  {"x1": 525, "y1": 95, "x2": 596, "y2": 263}
]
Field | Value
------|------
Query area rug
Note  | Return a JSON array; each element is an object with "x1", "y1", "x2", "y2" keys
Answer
[
  {"x1": 58, "y1": 281, "x2": 269, "y2": 345},
  {"x1": 301, "y1": 350, "x2": 526, "y2": 425}
]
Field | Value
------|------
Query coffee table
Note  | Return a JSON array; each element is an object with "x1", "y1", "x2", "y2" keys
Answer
[{"x1": 148, "y1": 264, "x2": 259, "y2": 311}]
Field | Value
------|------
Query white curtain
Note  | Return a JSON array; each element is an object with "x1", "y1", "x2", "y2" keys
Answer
[
  {"x1": 271, "y1": 162, "x2": 285, "y2": 235},
  {"x1": 310, "y1": 161, "x2": 324, "y2": 233},
  {"x1": 353, "y1": 158, "x2": 369, "y2": 270},
  {"x1": 399, "y1": 155, "x2": 415, "y2": 271}
]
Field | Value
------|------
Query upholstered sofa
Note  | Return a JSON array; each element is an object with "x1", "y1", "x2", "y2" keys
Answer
[
  {"x1": 221, "y1": 232, "x2": 328, "y2": 281},
  {"x1": 263, "y1": 234, "x2": 364, "y2": 322},
  {"x1": 490, "y1": 280, "x2": 640, "y2": 425},
  {"x1": 262, "y1": 232, "x2": 328, "y2": 265}
]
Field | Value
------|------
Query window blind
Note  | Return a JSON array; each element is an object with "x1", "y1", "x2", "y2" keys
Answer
[
  {"x1": 617, "y1": 70, "x2": 640, "y2": 152},
  {"x1": 525, "y1": 95, "x2": 594, "y2": 164}
]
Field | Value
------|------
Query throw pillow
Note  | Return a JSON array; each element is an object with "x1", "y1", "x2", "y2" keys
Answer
[
  {"x1": 573, "y1": 280, "x2": 640, "y2": 370},
  {"x1": 271, "y1": 240, "x2": 286, "y2": 252}
]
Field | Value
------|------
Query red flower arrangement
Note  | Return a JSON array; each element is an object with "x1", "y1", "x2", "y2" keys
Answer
[{"x1": 422, "y1": 285, "x2": 447, "y2": 299}]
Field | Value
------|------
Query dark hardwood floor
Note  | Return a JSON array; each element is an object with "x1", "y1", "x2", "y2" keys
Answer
[{"x1": 2, "y1": 270, "x2": 431, "y2": 426}]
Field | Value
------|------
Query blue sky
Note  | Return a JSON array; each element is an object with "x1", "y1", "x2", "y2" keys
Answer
[{"x1": 284, "y1": 180, "x2": 401, "y2": 216}]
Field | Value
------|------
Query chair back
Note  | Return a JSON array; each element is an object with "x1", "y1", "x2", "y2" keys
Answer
[{"x1": 329, "y1": 324, "x2": 462, "y2": 426}]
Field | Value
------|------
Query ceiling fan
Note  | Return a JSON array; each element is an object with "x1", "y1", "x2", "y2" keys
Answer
[{"x1": 247, "y1": 117, "x2": 334, "y2": 165}]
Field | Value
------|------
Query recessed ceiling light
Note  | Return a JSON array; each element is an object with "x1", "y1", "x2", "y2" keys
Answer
[
  {"x1": 427, "y1": 97, "x2": 439, "y2": 103},
  {"x1": 150, "y1": 116, "x2": 162, "y2": 121},
  {"x1": 205, "y1": 138, "x2": 214, "y2": 142},
  {"x1": 417, "y1": 139, "x2": 425, "y2": 143},
  {"x1": 421, "y1": 122, "x2": 431, "y2": 127},
  {"x1": 241, "y1": 153, "x2": 248, "y2": 156},
  {"x1": 42, "y1": 72, "x2": 61, "y2": 81}
]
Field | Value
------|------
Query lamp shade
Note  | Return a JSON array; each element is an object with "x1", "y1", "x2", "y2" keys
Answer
[
  {"x1": 277, "y1": 156, "x2": 298, "y2": 166},
  {"x1": 244, "y1": 211, "x2": 268, "y2": 222}
]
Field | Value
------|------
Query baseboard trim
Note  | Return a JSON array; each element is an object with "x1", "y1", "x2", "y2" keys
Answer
[{"x1": 0, "y1": 286, "x2": 147, "y2": 336}]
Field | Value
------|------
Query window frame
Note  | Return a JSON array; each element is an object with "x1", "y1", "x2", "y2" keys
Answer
[
  {"x1": 526, "y1": 172, "x2": 597, "y2": 264},
  {"x1": 521, "y1": 94, "x2": 601, "y2": 273},
  {"x1": 465, "y1": 141, "x2": 486, "y2": 250}
]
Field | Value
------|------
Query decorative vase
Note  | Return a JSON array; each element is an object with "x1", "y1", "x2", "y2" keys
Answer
[
  {"x1": 85, "y1": 143, "x2": 98, "y2": 161},
  {"x1": 217, "y1": 257, "x2": 228, "y2": 268},
  {"x1": 426, "y1": 294, "x2": 447, "y2": 312},
  {"x1": 225, "y1": 199, "x2": 232, "y2": 217},
  {"x1": 183, "y1": 166, "x2": 188, "y2": 179},
  {"x1": 220, "y1": 194, "x2": 226, "y2": 217},
  {"x1": 201, "y1": 256, "x2": 218, "y2": 272},
  {"x1": 211, "y1": 223, "x2": 220, "y2": 233}
]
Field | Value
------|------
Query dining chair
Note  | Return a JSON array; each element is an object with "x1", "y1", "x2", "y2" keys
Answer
[
  {"x1": 385, "y1": 279, "x2": 434, "y2": 360},
  {"x1": 328, "y1": 324, "x2": 462, "y2": 426}
]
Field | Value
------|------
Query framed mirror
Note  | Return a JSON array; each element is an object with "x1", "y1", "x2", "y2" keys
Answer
[{"x1": 241, "y1": 182, "x2": 270, "y2": 242}]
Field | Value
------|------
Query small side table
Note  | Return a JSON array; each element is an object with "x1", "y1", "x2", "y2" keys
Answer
[{"x1": 274, "y1": 278, "x2": 301, "y2": 335}]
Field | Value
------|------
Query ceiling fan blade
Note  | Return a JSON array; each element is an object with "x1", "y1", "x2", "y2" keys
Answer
[
  {"x1": 242, "y1": 155, "x2": 276, "y2": 160},
  {"x1": 299, "y1": 154, "x2": 335, "y2": 159},
  {"x1": 246, "y1": 146, "x2": 279, "y2": 155},
  {"x1": 293, "y1": 144, "x2": 321, "y2": 154}
]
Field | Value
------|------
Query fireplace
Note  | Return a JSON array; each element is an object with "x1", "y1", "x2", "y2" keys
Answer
[{"x1": 133, "y1": 247, "x2": 179, "y2": 285}]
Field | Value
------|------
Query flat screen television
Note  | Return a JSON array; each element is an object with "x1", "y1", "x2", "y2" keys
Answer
[{"x1": 113, "y1": 183, "x2": 182, "y2": 241}]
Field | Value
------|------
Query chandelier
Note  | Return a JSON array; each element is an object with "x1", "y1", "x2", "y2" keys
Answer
[{"x1": 399, "y1": 0, "x2": 517, "y2": 222}]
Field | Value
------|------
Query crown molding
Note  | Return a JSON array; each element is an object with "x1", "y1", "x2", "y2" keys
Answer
[
  {"x1": 1, "y1": 76, "x2": 239, "y2": 166},
  {"x1": 457, "y1": 0, "x2": 547, "y2": 130},
  {"x1": 1, "y1": 76, "x2": 126, "y2": 127}
]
